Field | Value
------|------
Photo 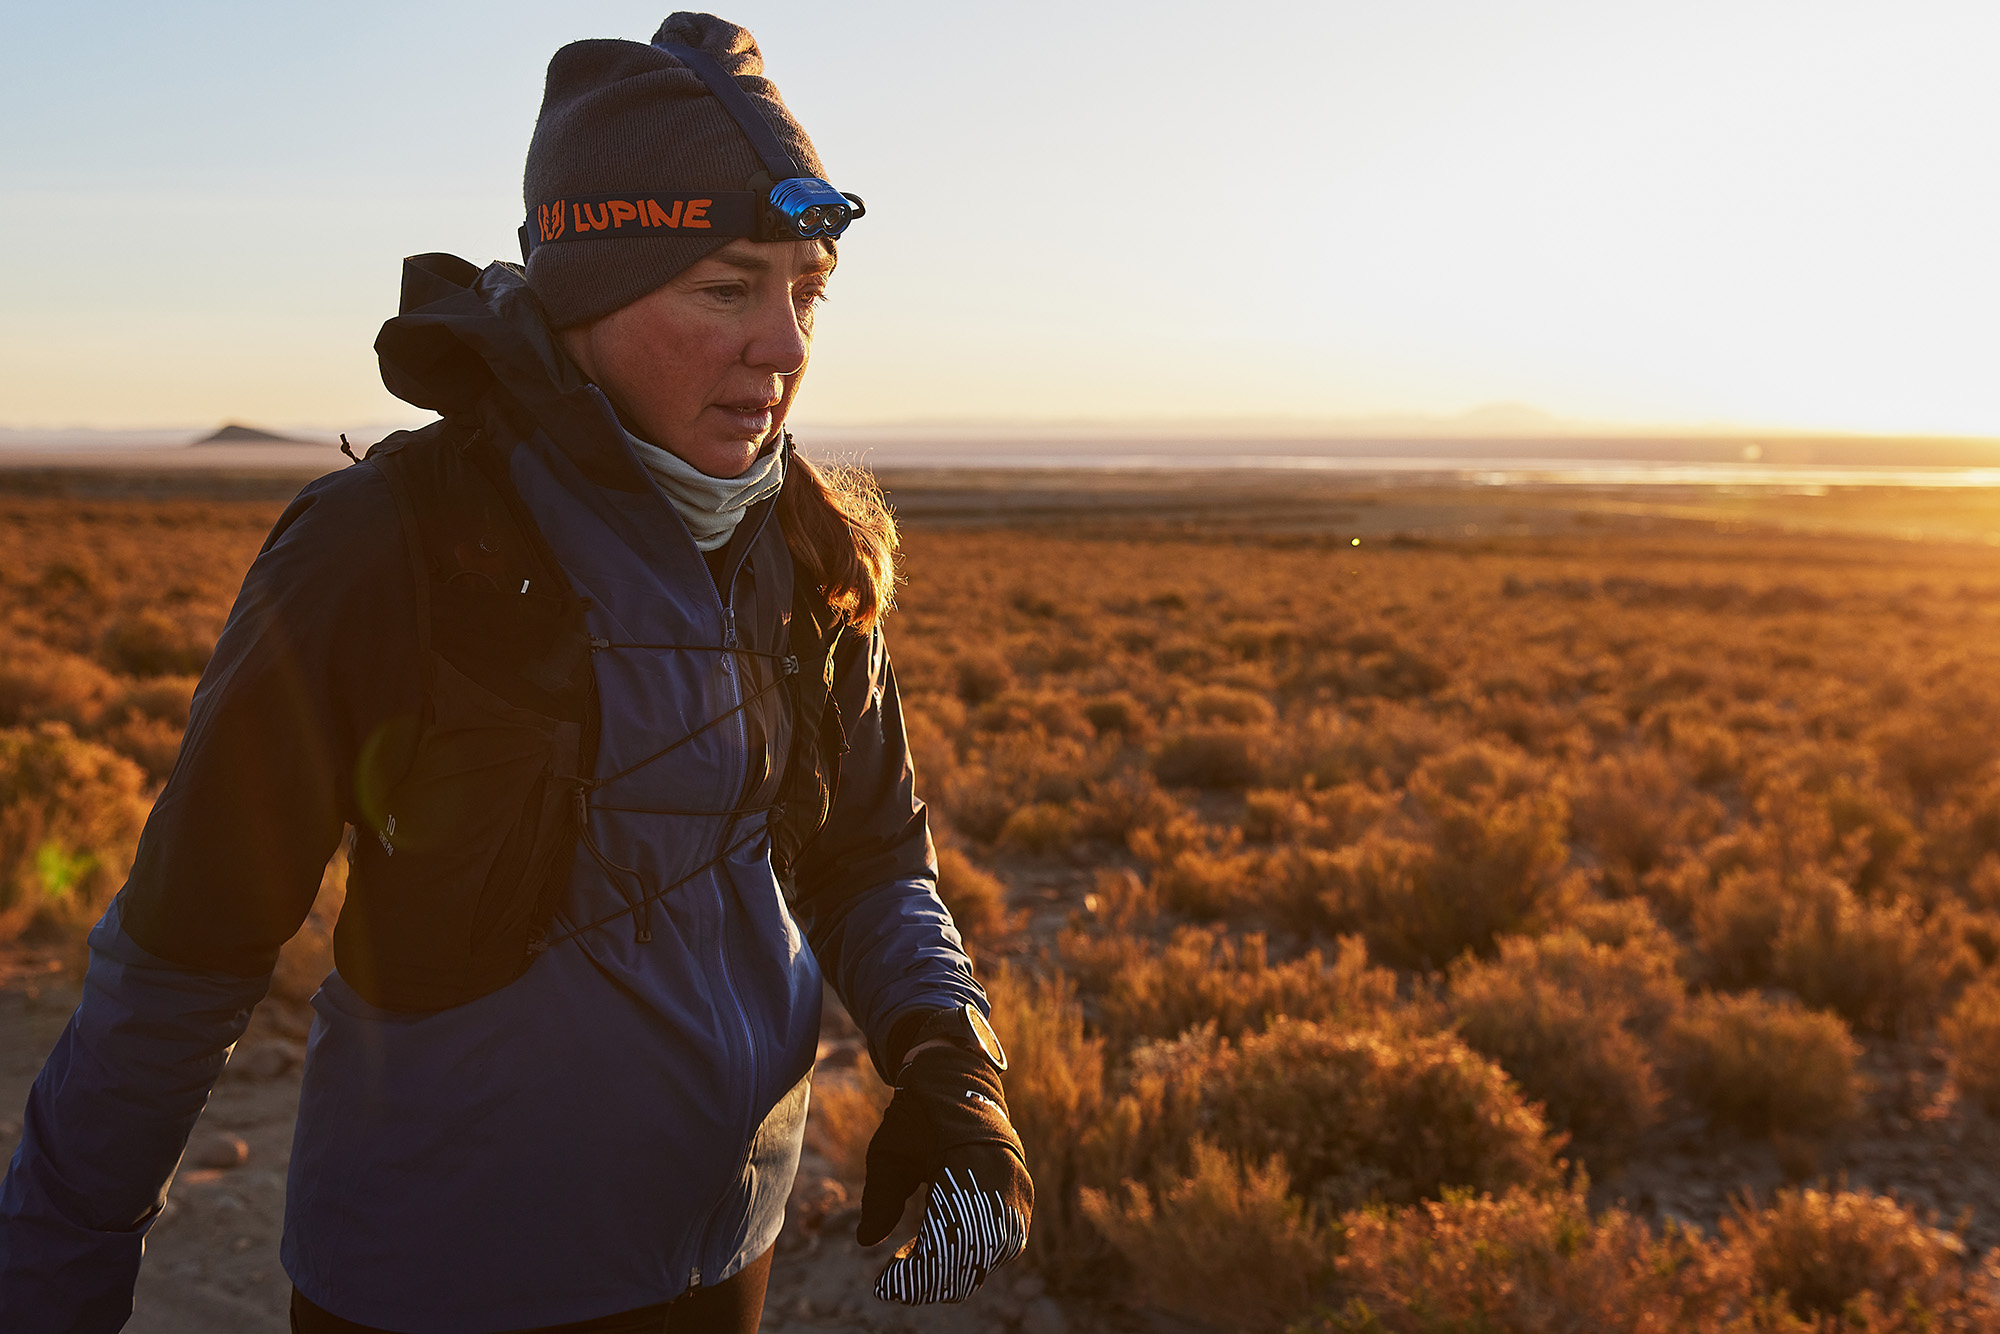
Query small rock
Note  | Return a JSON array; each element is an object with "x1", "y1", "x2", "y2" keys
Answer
[
  {"x1": 187, "y1": 1133, "x2": 249, "y2": 1170},
  {"x1": 1020, "y1": 1296, "x2": 1069, "y2": 1334},
  {"x1": 786, "y1": 1174, "x2": 848, "y2": 1232}
]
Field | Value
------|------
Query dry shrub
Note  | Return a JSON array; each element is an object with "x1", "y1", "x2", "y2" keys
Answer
[
  {"x1": 1245, "y1": 781, "x2": 1396, "y2": 849},
  {"x1": 1876, "y1": 696, "x2": 2000, "y2": 803},
  {"x1": 1771, "y1": 889, "x2": 1975, "y2": 1034},
  {"x1": 953, "y1": 651, "x2": 1013, "y2": 704},
  {"x1": 1071, "y1": 770, "x2": 1179, "y2": 843},
  {"x1": 1567, "y1": 895, "x2": 1681, "y2": 957},
  {"x1": 1448, "y1": 930, "x2": 1681, "y2": 1162},
  {"x1": 1196, "y1": 1019, "x2": 1559, "y2": 1217},
  {"x1": 803, "y1": 1064, "x2": 893, "y2": 1186},
  {"x1": 937, "y1": 733, "x2": 1099, "y2": 842},
  {"x1": 1080, "y1": 1138, "x2": 1331, "y2": 1333},
  {"x1": 933, "y1": 844, "x2": 1009, "y2": 947},
  {"x1": 1150, "y1": 724, "x2": 1267, "y2": 789},
  {"x1": 97, "y1": 608, "x2": 213, "y2": 676},
  {"x1": 1721, "y1": 1186, "x2": 1987, "y2": 1325},
  {"x1": 1693, "y1": 867, "x2": 1840, "y2": 988},
  {"x1": 1082, "y1": 691, "x2": 1148, "y2": 738},
  {"x1": 1940, "y1": 977, "x2": 2000, "y2": 1114},
  {"x1": 1671, "y1": 719, "x2": 1745, "y2": 788},
  {"x1": 1146, "y1": 843, "x2": 1260, "y2": 920},
  {"x1": 1314, "y1": 1185, "x2": 1716, "y2": 1334},
  {"x1": 1670, "y1": 992, "x2": 1863, "y2": 1136},
  {"x1": 94, "y1": 712, "x2": 183, "y2": 782},
  {"x1": 1332, "y1": 743, "x2": 1572, "y2": 969},
  {"x1": 1243, "y1": 788, "x2": 1312, "y2": 843},
  {"x1": 1183, "y1": 684, "x2": 1276, "y2": 726},
  {"x1": 1634, "y1": 855, "x2": 1714, "y2": 928},
  {"x1": 994, "y1": 800, "x2": 1078, "y2": 854},
  {"x1": 1303, "y1": 1185, "x2": 2000, "y2": 1334},
  {"x1": 972, "y1": 688, "x2": 1092, "y2": 742},
  {"x1": 0, "y1": 638, "x2": 122, "y2": 731},
  {"x1": 981, "y1": 962, "x2": 1110, "y2": 1284},
  {"x1": 0, "y1": 723, "x2": 149, "y2": 942},
  {"x1": 898, "y1": 697, "x2": 959, "y2": 789},
  {"x1": 1570, "y1": 748, "x2": 1718, "y2": 889},
  {"x1": 1275, "y1": 703, "x2": 1462, "y2": 789},
  {"x1": 1071, "y1": 926, "x2": 1398, "y2": 1050},
  {"x1": 1499, "y1": 924, "x2": 1686, "y2": 1030},
  {"x1": 115, "y1": 674, "x2": 199, "y2": 728}
]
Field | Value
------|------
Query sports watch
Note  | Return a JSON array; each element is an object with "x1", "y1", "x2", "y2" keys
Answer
[{"x1": 904, "y1": 1003, "x2": 1008, "y2": 1073}]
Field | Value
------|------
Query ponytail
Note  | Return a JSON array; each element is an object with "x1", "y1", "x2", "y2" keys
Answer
[{"x1": 776, "y1": 446, "x2": 898, "y2": 633}]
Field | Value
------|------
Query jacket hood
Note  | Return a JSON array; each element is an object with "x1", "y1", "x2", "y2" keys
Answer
[{"x1": 374, "y1": 253, "x2": 652, "y2": 494}]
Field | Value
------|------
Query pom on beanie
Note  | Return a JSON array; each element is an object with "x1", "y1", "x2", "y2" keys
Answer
[{"x1": 522, "y1": 13, "x2": 826, "y2": 329}]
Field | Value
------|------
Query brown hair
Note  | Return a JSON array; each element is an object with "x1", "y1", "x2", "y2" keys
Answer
[{"x1": 776, "y1": 450, "x2": 898, "y2": 632}]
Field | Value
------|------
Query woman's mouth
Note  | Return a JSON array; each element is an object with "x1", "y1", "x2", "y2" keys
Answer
[{"x1": 713, "y1": 401, "x2": 776, "y2": 436}]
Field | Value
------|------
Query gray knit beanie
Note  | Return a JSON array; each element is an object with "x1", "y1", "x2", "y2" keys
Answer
[{"x1": 523, "y1": 13, "x2": 826, "y2": 329}]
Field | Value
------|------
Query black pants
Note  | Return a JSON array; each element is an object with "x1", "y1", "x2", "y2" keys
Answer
[{"x1": 288, "y1": 1246, "x2": 774, "y2": 1334}]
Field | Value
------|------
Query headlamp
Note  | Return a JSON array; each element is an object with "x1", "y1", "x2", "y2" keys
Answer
[
  {"x1": 517, "y1": 34, "x2": 867, "y2": 263},
  {"x1": 763, "y1": 177, "x2": 866, "y2": 242}
]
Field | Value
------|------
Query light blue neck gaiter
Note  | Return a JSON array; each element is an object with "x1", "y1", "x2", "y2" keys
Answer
[{"x1": 623, "y1": 432, "x2": 787, "y2": 552}]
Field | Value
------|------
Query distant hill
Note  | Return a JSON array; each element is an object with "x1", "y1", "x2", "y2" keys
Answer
[{"x1": 194, "y1": 423, "x2": 316, "y2": 445}]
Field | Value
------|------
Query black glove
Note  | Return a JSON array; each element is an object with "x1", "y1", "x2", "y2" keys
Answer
[{"x1": 856, "y1": 1044, "x2": 1034, "y2": 1304}]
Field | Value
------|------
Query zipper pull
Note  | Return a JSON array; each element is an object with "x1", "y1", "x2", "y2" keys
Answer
[{"x1": 722, "y1": 606, "x2": 739, "y2": 649}]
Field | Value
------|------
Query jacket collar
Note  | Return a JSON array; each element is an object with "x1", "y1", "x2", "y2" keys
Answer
[{"x1": 374, "y1": 253, "x2": 652, "y2": 495}]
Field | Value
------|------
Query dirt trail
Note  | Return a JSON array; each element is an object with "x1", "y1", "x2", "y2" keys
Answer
[{"x1": 0, "y1": 961, "x2": 1114, "y2": 1334}]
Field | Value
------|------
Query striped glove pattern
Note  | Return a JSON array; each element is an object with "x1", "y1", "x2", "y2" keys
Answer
[
  {"x1": 872, "y1": 1165, "x2": 1028, "y2": 1304},
  {"x1": 856, "y1": 1045, "x2": 1033, "y2": 1305}
]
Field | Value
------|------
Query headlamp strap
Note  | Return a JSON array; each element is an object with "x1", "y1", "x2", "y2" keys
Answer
[{"x1": 650, "y1": 37, "x2": 804, "y2": 184}]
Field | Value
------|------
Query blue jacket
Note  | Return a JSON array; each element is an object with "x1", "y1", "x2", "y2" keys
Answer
[{"x1": 0, "y1": 258, "x2": 981, "y2": 1333}]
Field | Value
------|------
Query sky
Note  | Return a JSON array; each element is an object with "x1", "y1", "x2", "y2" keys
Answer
[{"x1": 2, "y1": 0, "x2": 1996, "y2": 438}]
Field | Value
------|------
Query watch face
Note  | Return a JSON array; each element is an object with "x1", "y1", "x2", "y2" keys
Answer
[{"x1": 964, "y1": 1003, "x2": 1008, "y2": 1072}]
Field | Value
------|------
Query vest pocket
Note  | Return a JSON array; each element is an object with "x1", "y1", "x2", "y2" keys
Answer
[{"x1": 339, "y1": 654, "x2": 571, "y2": 1008}]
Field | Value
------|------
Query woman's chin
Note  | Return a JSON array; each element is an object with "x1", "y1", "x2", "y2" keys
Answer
[{"x1": 677, "y1": 438, "x2": 763, "y2": 479}]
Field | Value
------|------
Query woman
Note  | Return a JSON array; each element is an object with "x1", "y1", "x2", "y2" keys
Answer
[{"x1": 0, "y1": 14, "x2": 1031, "y2": 1333}]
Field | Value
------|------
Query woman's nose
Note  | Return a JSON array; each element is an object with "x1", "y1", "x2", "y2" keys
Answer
[{"x1": 745, "y1": 293, "x2": 809, "y2": 376}]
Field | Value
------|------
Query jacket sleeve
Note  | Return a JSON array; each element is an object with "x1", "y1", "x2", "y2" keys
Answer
[
  {"x1": 790, "y1": 625, "x2": 985, "y2": 1081},
  {"x1": 0, "y1": 464, "x2": 421, "y2": 1332}
]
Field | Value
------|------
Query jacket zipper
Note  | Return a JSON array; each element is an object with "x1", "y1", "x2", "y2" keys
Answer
[
  {"x1": 628, "y1": 433, "x2": 780, "y2": 1284},
  {"x1": 712, "y1": 499, "x2": 777, "y2": 1103},
  {"x1": 699, "y1": 498, "x2": 780, "y2": 1281}
]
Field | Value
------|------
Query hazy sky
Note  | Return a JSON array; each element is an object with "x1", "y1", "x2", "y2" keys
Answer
[{"x1": 3, "y1": 1, "x2": 1996, "y2": 436}]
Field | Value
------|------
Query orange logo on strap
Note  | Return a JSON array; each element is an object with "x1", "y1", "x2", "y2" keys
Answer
[{"x1": 546, "y1": 196, "x2": 719, "y2": 239}]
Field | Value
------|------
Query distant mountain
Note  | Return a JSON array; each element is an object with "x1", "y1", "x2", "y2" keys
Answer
[{"x1": 194, "y1": 423, "x2": 318, "y2": 445}]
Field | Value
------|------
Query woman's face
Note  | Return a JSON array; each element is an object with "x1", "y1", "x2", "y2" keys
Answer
[{"x1": 560, "y1": 238, "x2": 834, "y2": 478}]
